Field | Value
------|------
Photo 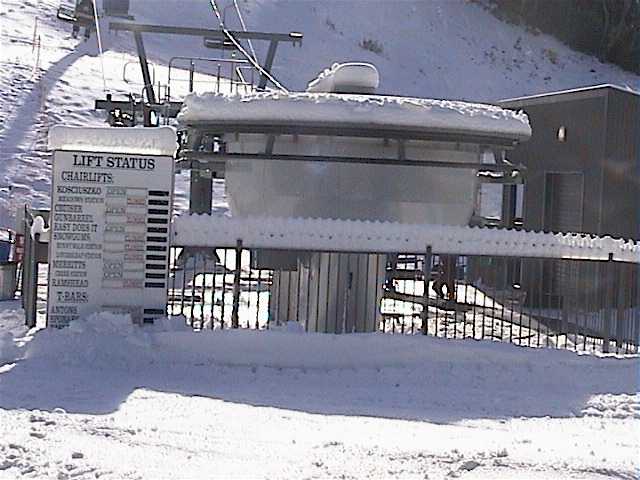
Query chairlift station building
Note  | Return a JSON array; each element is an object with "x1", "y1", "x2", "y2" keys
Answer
[{"x1": 499, "y1": 85, "x2": 640, "y2": 241}]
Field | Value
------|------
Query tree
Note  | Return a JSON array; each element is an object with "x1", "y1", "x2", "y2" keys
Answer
[{"x1": 600, "y1": 0, "x2": 640, "y2": 68}]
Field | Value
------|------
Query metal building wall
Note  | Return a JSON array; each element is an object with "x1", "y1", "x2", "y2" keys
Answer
[
  {"x1": 500, "y1": 92, "x2": 607, "y2": 236},
  {"x1": 601, "y1": 89, "x2": 640, "y2": 240},
  {"x1": 499, "y1": 87, "x2": 626, "y2": 308}
]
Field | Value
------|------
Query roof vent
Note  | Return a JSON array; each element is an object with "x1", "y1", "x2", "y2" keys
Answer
[{"x1": 306, "y1": 62, "x2": 379, "y2": 94}]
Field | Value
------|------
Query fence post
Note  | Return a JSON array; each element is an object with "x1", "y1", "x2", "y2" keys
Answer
[
  {"x1": 22, "y1": 218, "x2": 39, "y2": 329},
  {"x1": 421, "y1": 246, "x2": 432, "y2": 335},
  {"x1": 231, "y1": 239, "x2": 243, "y2": 329},
  {"x1": 188, "y1": 60, "x2": 195, "y2": 93},
  {"x1": 602, "y1": 253, "x2": 615, "y2": 354},
  {"x1": 560, "y1": 259, "x2": 569, "y2": 347},
  {"x1": 614, "y1": 263, "x2": 625, "y2": 353}
]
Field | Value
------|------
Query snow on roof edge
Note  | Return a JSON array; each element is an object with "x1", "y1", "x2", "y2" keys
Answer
[
  {"x1": 48, "y1": 126, "x2": 178, "y2": 156},
  {"x1": 500, "y1": 83, "x2": 640, "y2": 104},
  {"x1": 178, "y1": 91, "x2": 532, "y2": 141}
]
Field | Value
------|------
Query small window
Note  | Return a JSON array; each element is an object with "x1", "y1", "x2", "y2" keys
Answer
[{"x1": 557, "y1": 125, "x2": 567, "y2": 142}]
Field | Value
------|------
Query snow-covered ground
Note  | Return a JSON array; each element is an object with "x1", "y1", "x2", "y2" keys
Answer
[{"x1": 0, "y1": 310, "x2": 638, "y2": 479}]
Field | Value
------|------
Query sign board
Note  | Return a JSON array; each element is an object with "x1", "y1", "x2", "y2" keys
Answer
[{"x1": 47, "y1": 150, "x2": 174, "y2": 327}]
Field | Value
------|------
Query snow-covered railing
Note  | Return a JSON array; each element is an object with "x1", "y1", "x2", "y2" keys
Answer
[{"x1": 172, "y1": 215, "x2": 640, "y2": 264}]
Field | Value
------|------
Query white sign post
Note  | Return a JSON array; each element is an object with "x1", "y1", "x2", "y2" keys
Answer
[{"x1": 47, "y1": 127, "x2": 177, "y2": 327}]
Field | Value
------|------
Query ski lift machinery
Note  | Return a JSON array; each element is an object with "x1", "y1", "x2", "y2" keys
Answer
[
  {"x1": 87, "y1": 16, "x2": 537, "y2": 333},
  {"x1": 174, "y1": 62, "x2": 531, "y2": 333},
  {"x1": 83, "y1": 18, "x2": 640, "y2": 335}
]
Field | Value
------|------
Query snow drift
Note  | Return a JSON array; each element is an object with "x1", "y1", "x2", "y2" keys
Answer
[
  {"x1": 1, "y1": 310, "x2": 638, "y2": 479},
  {"x1": 13, "y1": 312, "x2": 638, "y2": 420}
]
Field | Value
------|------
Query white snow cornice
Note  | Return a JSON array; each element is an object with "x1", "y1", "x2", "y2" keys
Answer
[{"x1": 48, "y1": 126, "x2": 178, "y2": 157}]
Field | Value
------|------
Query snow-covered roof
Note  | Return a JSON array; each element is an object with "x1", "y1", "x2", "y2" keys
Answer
[
  {"x1": 48, "y1": 126, "x2": 178, "y2": 156},
  {"x1": 500, "y1": 84, "x2": 640, "y2": 105},
  {"x1": 178, "y1": 91, "x2": 532, "y2": 142}
]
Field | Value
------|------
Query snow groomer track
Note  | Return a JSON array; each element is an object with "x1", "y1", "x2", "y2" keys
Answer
[{"x1": 173, "y1": 215, "x2": 640, "y2": 263}]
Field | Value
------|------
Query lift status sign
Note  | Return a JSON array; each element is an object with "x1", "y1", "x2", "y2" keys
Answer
[{"x1": 47, "y1": 150, "x2": 174, "y2": 327}]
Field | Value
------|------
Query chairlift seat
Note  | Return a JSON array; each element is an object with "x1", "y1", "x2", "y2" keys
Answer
[
  {"x1": 56, "y1": 5, "x2": 77, "y2": 23},
  {"x1": 203, "y1": 38, "x2": 238, "y2": 51}
]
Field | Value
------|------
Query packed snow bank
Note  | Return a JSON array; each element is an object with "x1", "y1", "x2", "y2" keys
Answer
[
  {"x1": 178, "y1": 91, "x2": 532, "y2": 141},
  {"x1": 14, "y1": 312, "x2": 638, "y2": 419},
  {"x1": 48, "y1": 126, "x2": 178, "y2": 156},
  {"x1": 25, "y1": 312, "x2": 639, "y2": 371},
  {"x1": 0, "y1": 301, "x2": 28, "y2": 365},
  {"x1": 307, "y1": 62, "x2": 380, "y2": 93},
  {"x1": 1, "y1": 311, "x2": 638, "y2": 478},
  {"x1": 0, "y1": 332, "x2": 19, "y2": 366},
  {"x1": 29, "y1": 215, "x2": 49, "y2": 242}
]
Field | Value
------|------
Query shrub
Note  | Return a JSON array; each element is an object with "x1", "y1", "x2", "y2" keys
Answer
[{"x1": 359, "y1": 38, "x2": 383, "y2": 55}]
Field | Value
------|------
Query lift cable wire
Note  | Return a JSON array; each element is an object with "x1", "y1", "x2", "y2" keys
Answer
[
  {"x1": 232, "y1": 0, "x2": 258, "y2": 64},
  {"x1": 91, "y1": 0, "x2": 108, "y2": 93},
  {"x1": 209, "y1": 0, "x2": 288, "y2": 93},
  {"x1": 210, "y1": 0, "x2": 248, "y2": 86}
]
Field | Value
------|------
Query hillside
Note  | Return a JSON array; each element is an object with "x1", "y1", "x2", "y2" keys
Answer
[{"x1": 1, "y1": 0, "x2": 639, "y2": 228}]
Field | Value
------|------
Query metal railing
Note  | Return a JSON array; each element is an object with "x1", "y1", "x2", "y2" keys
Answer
[
  {"x1": 166, "y1": 56, "x2": 255, "y2": 102},
  {"x1": 22, "y1": 209, "x2": 639, "y2": 353},
  {"x1": 167, "y1": 244, "x2": 640, "y2": 354}
]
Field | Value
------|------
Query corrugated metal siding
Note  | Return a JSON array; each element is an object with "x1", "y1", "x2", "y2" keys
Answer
[
  {"x1": 544, "y1": 173, "x2": 584, "y2": 296},
  {"x1": 602, "y1": 89, "x2": 640, "y2": 240},
  {"x1": 544, "y1": 173, "x2": 583, "y2": 233}
]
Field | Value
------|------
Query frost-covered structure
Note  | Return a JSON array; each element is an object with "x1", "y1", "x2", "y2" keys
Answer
[
  {"x1": 177, "y1": 66, "x2": 531, "y2": 333},
  {"x1": 178, "y1": 91, "x2": 531, "y2": 141},
  {"x1": 49, "y1": 126, "x2": 178, "y2": 156},
  {"x1": 179, "y1": 90, "x2": 530, "y2": 225}
]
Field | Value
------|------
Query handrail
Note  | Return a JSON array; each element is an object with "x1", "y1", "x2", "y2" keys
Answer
[
  {"x1": 122, "y1": 60, "x2": 156, "y2": 86},
  {"x1": 167, "y1": 56, "x2": 252, "y2": 100}
]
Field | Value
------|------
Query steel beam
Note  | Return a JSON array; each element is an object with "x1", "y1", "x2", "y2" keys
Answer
[
  {"x1": 95, "y1": 99, "x2": 183, "y2": 117},
  {"x1": 179, "y1": 151, "x2": 525, "y2": 173},
  {"x1": 182, "y1": 123, "x2": 520, "y2": 147},
  {"x1": 189, "y1": 170, "x2": 213, "y2": 215},
  {"x1": 110, "y1": 22, "x2": 302, "y2": 43},
  {"x1": 133, "y1": 31, "x2": 156, "y2": 106},
  {"x1": 258, "y1": 40, "x2": 278, "y2": 90},
  {"x1": 501, "y1": 184, "x2": 518, "y2": 227}
]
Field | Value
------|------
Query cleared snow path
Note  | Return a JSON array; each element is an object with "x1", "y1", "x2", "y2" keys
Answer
[{"x1": 0, "y1": 313, "x2": 638, "y2": 479}]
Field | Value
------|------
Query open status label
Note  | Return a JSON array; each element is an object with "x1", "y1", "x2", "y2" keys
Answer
[{"x1": 47, "y1": 151, "x2": 174, "y2": 327}]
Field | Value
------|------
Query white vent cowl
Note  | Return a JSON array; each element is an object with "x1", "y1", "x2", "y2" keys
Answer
[{"x1": 306, "y1": 62, "x2": 379, "y2": 94}]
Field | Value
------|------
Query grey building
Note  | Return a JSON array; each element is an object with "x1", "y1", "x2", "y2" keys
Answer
[
  {"x1": 493, "y1": 86, "x2": 640, "y2": 312},
  {"x1": 500, "y1": 85, "x2": 640, "y2": 241}
]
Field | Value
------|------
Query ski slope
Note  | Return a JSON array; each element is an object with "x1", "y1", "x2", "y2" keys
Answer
[{"x1": 1, "y1": 0, "x2": 640, "y2": 229}]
